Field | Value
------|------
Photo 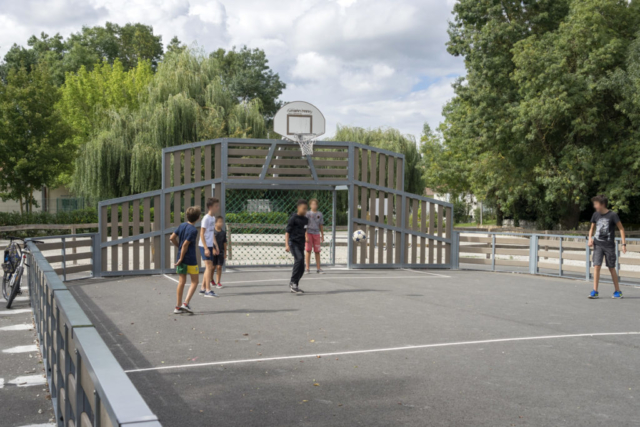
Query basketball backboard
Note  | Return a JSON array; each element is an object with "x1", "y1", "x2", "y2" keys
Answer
[{"x1": 274, "y1": 101, "x2": 326, "y2": 141}]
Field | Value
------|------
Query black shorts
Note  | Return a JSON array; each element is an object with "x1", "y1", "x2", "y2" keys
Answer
[
  {"x1": 212, "y1": 254, "x2": 225, "y2": 266},
  {"x1": 592, "y1": 244, "x2": 616, "y2": 268}
]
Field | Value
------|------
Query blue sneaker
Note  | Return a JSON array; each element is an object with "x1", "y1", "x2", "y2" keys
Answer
[
  {"x1": 612, "y1": 291, "x2": 623, "y2": 299},
  {"x1": 199, "y1": 289, "x2": 206, "y2": 296},
  {"x1": 204, "y1": 290, "x2": 218, "y2": 298},
  {"x1": 588, "y1": 290, "x2": 599, "y2": 299}
]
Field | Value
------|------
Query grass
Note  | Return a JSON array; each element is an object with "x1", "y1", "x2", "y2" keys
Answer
[{"x1": 454, "y1": 219, "x2": 497, "y2": 228}]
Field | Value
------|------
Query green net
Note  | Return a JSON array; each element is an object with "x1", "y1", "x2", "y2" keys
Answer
[{"x1": 224, "y1": 189, "x2": 340, "y2": 267}]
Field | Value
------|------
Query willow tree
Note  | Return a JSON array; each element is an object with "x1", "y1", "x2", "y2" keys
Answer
[
  {"x1": 332, "y1": 125, "x2": 424, "y2": 195},
  {"x1": 73, "y1": 49, "x2": 267, "y2": 199}
]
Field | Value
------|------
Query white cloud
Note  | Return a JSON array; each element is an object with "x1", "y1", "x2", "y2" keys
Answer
[{"x1": 0, "y1": 0, "x2": 465, "y2": 141}]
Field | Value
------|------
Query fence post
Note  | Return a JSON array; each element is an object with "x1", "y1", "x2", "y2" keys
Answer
[
  {"x1": 331, "y1": 190, "x2": 337, "y2": 265},
  {"x1": 92, "y1": 233, "x2": 101, "y2": 277},
  {"x1": 529, "y1": 234, "x2": 538, "y2": 275},
  {"x1": 558, "y1": 237, "x2": 563, "y2": 277},
  {"x1": 491, "y1": 234, "x2": 496, "y2": 271},
  {"x1": 62, "y1": 237, "x2": 67, "y2": 282},
  {"x1": 451, "y1": 231, "x2": 460, "y2": 269},
  {"x1": 399, "y1": 194, "x2": 407, "y2": 267},
  {"x1": 585, "y1": 239, "x2": 591, "y2": 281}
]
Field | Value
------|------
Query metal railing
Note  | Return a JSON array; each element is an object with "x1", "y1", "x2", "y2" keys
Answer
[
  {"x1": 454, "y1": 231, "x2": 640, "y2": 285},
  {"x1": 33, "y1": 233, "x2": 97, "y2": 281},
  {"x1": 27, "y1": 240, "x2": 161, "y2": 427}
]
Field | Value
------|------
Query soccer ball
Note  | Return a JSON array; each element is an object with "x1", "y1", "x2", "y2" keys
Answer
[{"x1": 352, "y1": 229, "x2": 367, "y2": 243}]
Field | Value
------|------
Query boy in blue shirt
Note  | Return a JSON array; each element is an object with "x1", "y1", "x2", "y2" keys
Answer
[{"x1": 170, "y1": 206, "x2": 201, "y2": 313}]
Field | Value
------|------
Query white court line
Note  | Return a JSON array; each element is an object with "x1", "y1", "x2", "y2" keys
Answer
[
  {"x1": 0, "y1": 378, "x2": 4, "y2": 389},
  {"x1": 125, "y1": 331, "x2": 640, "y2": 374},
  {"x1": 3, "y1": 344, "x2": 38, "y2": 354},
  {"x1": 0, "y1": 324, "x2": 33, "y2": 331},
  {"x1": 163, "y1": 274, "x2": 443, "y2": 285},
  {"x1": 402, "y1": 268, "x2": 451, "y2": 278},
  {"x1": 7, "y1": 374, "x2": 47, "y2": 387},
  {"x1": 0, "y1": 308, "x2": 32, "y2": 316}
]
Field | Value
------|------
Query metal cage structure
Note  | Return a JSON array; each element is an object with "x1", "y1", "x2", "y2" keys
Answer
[{"x1": 95, "y1": 138, "x2": 454, "y2": 276}]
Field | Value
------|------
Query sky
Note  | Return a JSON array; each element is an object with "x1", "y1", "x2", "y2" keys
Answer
[{"x1": 0, "y1": 0, "x2": 465, "y2": 141}]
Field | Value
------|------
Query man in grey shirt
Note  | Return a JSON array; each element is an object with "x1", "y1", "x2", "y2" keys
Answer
[{"x1": 305, "y1": 199, "x2": 325, "y2": 273}]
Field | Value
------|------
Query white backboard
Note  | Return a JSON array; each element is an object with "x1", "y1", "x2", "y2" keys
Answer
[{"x1": 274, "y1": 101, "x2": 326, "y2": 140}]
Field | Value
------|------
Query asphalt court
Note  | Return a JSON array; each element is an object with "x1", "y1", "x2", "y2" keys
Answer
[{"x1": 68, "y1": 268, "x2": 640, "y2": 426}]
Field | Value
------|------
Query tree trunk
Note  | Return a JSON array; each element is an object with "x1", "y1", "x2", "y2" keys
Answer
[
  {"x1": 559, "y1": 203, "x2": 581, "y2": 230},
  {"x1": 29, "y1": 188, "x2": 34, "y2": 213},
  {"x1": 19, "y1": 196, "x2": 24, "y2": 214},
  {"x1": 496, "y1": 205, "x2": 503, "y2": 227}
]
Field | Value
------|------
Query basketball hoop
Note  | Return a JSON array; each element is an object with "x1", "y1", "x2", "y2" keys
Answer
[
  {"x1": 292, "y1": 134, "x2": 317, "y2": 156},
  {"x1": 274, "y1": 101, "x2": 326, "y2": 157}
]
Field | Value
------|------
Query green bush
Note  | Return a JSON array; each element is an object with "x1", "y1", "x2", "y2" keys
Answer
[{"x1": 0, "y1": 208, "x2": 99, "y2": 238}]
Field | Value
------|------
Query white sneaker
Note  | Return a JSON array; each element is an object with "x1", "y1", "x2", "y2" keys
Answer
[{"x1": 181, "y1": 303, "x2": 194, "y2": 313}]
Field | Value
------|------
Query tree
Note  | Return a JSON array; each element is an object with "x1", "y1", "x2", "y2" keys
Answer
[
  {"x1": 73, "y1": 49, "x2": 267, "y2": 199},
  {"x1": 1, "y1": 23, "x2": 164, "y2": 85},
  {"x1": 57, "y1": 59, "x2": 154, "y2": 147},
  {"x1": 0, "y1": 65, "x2": 75, "y2": 212},
  {"x1": 429, "y1": 0, "x2": 640, "y2": 229},
  {"x1": 210, "y1": 47, "x2": 286, "y2": 120},
  {"x1": 166, "y1": 36, "x2": 187, "y2": 56},
  {"x1": 332, "y1": 125, "x2": 425, "y2": 195}
]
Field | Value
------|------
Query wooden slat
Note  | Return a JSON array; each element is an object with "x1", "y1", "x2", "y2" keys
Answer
[
  {"x1": 378, "y1": 155, "x2": 386, "y2": 190},
  {"x1": 354, "y1": 148, "x2": 360, "y2": 182},
  {"x1": 205, "y1": 145, "x2": 212, "y2": 180},
  {"x1": 537, "y1": 239, "x2": 585, "y2": 249},
  {"x1": 618, "y1": 269, "x2": 640, "y2": 279},
  {"x1": 460, "y1": 236, "x2": 531, "y2": 245},
  {"x1": 624, "y1": 244, "x2": 640, "y2": 252},
  {"x1": 428, "y1": 203, "x2": 435, "y2": 265},
  {"x1": 618, "y1": 257, "x2": 640, "y2": 266},
  {"x1": 100, "y1": 206, "x2": 107, "y2": 272},
  {"x1": 214, "y1": 144, "x2": 221, "y2": 179},
  {"x1": 462, "y1": 247, "x2": 529, "y2": 256},
  {"x1": 46, "y1": 252, "x2": 93, "y2": 264},
  {"x1": 164, "y1": 153, "x2": 171, "y2": 188},
  {"x1": 495, "y1": 259, "x2": 529, "y2": 267},
  {"x1": 387, "y1": 156, "x2": 395, "y2": 195},
  {"x1": 54, "y1": 264, "x2": 93, "y2": 275},
  {"x1": 184, "y1": 149, "x2": 192, "y2": 209},
  {"x1": 229, "y1": 167, "x2": 263, "y2": 175},
  {"x1": 122, "y1": 202, "x2": 129, "y2": 271},
  {"x1": 369, "y1": 150, "x2": 377, "y2": 186},
  {"x1": 228, "y1": 149, "x2": 270, "y2": 156},
  {"x1": 411, "y1": 199, "x2": 418, "y2": 263},
  {"x1": 173, "y1": 151, "x2": 181, "y2": 187},
  {"x1": 143, "y1": 198, "x2": 151, "y2": 270},
  {"x1": 133, "y1": 199, "x2": 140, "y2": 271},
  {"x1": 228, "y1": 158, "x2": 266, "y2": 165},
  {"x1": 437, "y1": 204, "x2": 443, "y2": 264},
  {"x1": 396, "y1": 158, "x2": 403, "y2": 191},
  {"x1": 274, "y1": 149, "x2": 349, "y2": 158},
  {"x1": 267, "y1": 168, "x2": 312, "y2": 176},
  {"x1": 360, "y1": 150, "x2": 368, "y2": 201},
  {"x1": 315, "y1": 169, "x2": 348, "y2": 176},
  {"x1": 460, "y1": 257, "x2": 492, "y2": 265},
  {"x1": 194, "y1": 147, "x2": 201, "y2": 210},
  {"x1": 395, "y1": 158, "x2": 403, "y2": 264},
  {"x1": 111, "y1": 205, "x2": 118, "y2": 272},
  {"x1": 378, "y1": 183, "x2": 385, "y2": 264},
  {"x1": 153, "y1": 195, "x2": 161, "y2": 269}
]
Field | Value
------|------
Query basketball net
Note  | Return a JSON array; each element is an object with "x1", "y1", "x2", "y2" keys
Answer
[{"x1": 292, "y1": 134, "x2": 317, "y2": 156}]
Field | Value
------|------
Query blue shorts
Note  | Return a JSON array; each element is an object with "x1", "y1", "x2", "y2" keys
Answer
[{"x1": 199, "y1": 246, "x2": 215, "y2": 261}]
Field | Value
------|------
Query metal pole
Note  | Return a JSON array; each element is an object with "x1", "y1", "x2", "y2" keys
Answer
[
  {"x1": 331, "y1": 189, "x2": 337, "y2": 265},
  {"x1": 585, "y1": 239, "x2": 591, "y2": 281},
  {"x1": 529, "y1": 235, "x2": 538, "y2": 275},
  {"x1": 491, "y1": 234, "x2": 496, "y2": 271},
  {"x1": 451, "y1": 231, "x2": 460, "y2": 269},
  {"x1": 346, "y1": 144, "x2": 355, "y2": 269},
  {"x1": 62, "y1": 237, "x2": 67, "y2": 282},
  {"x1": 160, "y1": 150, "x2": 166, "y2": 274},
  {"x1": 558, "y1": 237, "x2": 563, "y2": 277},
  {"x1": 400, "y1": 194, "x2": 407, "y2": 265}
]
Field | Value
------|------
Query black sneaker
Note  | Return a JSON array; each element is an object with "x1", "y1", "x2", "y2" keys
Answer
[{"x1": 290, "y1": 284, "x2": 304, "y2": 294}]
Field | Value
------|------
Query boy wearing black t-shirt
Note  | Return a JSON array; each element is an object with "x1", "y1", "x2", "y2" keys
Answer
[
  {"x1": 588, "y1": 195, "x2": 627, "y2": 299},
  {"x1": 285, "y1": 199, "x2": 309, "y2": 294}
]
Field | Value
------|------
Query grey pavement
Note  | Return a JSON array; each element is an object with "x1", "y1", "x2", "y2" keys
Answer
[
  {"x1": 0, "y1": 289, "x2": 55, "y2": 427},
  {"x1": 67, "y1": 269, "x2": 640, "y2": 427}
]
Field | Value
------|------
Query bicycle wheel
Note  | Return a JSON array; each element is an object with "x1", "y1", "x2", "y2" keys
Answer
[
  {"x1": 2, "y1": 271, "x2": 12, "y2": 301},
  {"x1": 5, "y1": 267, "x2": 23, "y2": 309}
]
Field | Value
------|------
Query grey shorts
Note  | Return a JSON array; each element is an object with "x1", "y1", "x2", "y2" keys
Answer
[{"x1": 592, "y1": 244, "x2": 616, "y2": 268}]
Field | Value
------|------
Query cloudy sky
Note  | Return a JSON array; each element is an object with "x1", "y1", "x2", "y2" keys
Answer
[{"x1": 0, "y1": 0, "x2": 465, "y2": 141}]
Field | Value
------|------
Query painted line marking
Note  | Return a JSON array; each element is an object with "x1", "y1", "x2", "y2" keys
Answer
[
  {"x1": 402, "y1": 268, "x2": 451, "y2": 278},
  {"x1": 0, "y1": 378, "x2": 4, "y2": 389},
  {"x1": 0, "y1": 324, "x2": 33, "y2": 331},
  {"x1": 16, "y1": 424, "x2": 56, "y2": 427},
  {"x1": 125, "y1": 331, "x2": 640, "y2": 374},
  {"x1": 0, "y1": 308, "x2": 32, "y2": 316},
  {"x1": 3, "y1": 344, "x2": 38, "y2": 354},
  {"x1": 162, "y1": 274, "x2": 443, "y2": 285},
  {"x1": 7, "y1": 374, "x2": 47, "y2": 387},
  {"x1": 12, "y1": 296, "x2": 30, "y2": 302}
]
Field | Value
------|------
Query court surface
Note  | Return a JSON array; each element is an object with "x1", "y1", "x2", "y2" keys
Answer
[{"x1": 68, "y1": 269, "x2": 640, "y2": 427}]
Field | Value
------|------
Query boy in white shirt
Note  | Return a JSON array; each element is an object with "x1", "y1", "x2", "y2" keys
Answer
[{"x1": 199, "y1": 198, "x2": 220, "y2": 297}]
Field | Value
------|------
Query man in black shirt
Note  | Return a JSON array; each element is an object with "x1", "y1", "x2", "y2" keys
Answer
[
  {"x1": 285, "y1": 199, "x2": 309, "y2": 293},
  {"x1": 588, "y1": 195, "x2": 627, "y2": 299}
]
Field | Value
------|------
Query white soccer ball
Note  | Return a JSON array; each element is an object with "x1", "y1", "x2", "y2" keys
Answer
[{"x1": 352, "y1": 229, "x2": 367, "y2": 243}]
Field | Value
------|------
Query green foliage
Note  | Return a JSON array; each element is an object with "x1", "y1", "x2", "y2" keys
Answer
[
  {"x1": 73, "y1": 49, "x2": 269, "y2": 199},
  {"x1": 1, "y1": 23, "x2": 163, "y2": 86},
  {"x1": 332, "y1": 125, "x2": 425, "y2": 195},
  {"x1": 0, "y1": 64, "x2": 75, "y2": 212},
  {"x1": 210, "y1": 46, "x2": 286, "y2": 121},
  {"x1": 426, "y1": 0, "x2": 640, "y2": 229}
]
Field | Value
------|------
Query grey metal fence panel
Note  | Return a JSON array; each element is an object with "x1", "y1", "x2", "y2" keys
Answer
[{"x1": 26, "y1": 240, "x2": 161, "y2": 427}]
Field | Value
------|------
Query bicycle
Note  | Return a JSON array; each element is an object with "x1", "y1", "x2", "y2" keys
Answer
[{"x1": 2, "y1": 237, "x2": 43, "y2": 309}]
